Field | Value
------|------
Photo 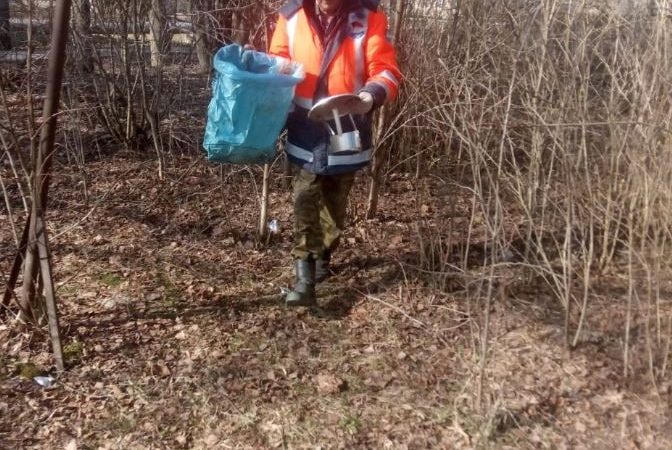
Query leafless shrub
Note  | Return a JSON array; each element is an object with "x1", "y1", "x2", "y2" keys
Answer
[{"x1": 392, "y1": 0, "x2": 672, "y2": 388}]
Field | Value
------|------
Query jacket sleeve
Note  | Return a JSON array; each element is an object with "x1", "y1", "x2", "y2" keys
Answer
[
  {"x1": 360, "y1": 10, "x2": 402, "y2": 108},
  {"x1": 269, "y1": 15, "x2": 291, "y2": 59}
]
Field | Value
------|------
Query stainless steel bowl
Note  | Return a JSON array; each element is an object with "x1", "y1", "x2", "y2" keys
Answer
[
  {"x1": 330, "y1": 130, "x2": 362, "y2": 154},
  {"x1": 308, "y1": 94, "x2": 365, "y2": 153}
]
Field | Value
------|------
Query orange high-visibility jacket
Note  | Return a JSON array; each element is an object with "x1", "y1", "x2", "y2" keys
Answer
[{"x1": 269, "y1": 0, "x2": 401, "y2": 175}]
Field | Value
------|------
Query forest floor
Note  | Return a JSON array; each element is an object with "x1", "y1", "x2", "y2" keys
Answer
[{"x1": 1, "y1": 149, "x2": 671, "y2": 450}]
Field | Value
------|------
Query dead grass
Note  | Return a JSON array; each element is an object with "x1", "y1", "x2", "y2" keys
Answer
[{"x1": 1, "y1": 153, "x2": 670, "y2": 449}]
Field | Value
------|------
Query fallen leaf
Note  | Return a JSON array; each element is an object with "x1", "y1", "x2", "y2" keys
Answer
[
  {"x1": 204, "y1": 434, "x2": 219, "y2": 447},
  {"x1": 145, "y1": 292, "x2": 162, "y2": 301},
  {"x1": 109, "y1": 255, "x2": 123, "y2": 266},
  {"x1": 175, "y1": 331, "x2": 187, "y2": 340},
  {"x1": 389, "y1": 235, "x2": 403, "y2": 248},
  {"x1": 316, "y1": 373, "x2": 347, "y2": 395},
  {"x1": 100, "y1": 293, "x2": 133, "y2": 310},
  {"x1": 159, "y1": 363, "x2": 171, "y2": 377}
]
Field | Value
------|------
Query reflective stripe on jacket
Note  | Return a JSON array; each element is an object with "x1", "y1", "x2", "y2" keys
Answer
[{"x1": 270, "y1": 0, "x2": 401, "y2": 175}]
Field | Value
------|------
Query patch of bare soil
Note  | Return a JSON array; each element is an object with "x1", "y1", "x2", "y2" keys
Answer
[{"x1": 1, "y1": 154, "x2": 670, "y2": 449}]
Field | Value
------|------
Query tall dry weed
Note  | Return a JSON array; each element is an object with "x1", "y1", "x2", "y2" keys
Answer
[{"x1": 388, "y1": 0, "x2": 672, "y2": 383}]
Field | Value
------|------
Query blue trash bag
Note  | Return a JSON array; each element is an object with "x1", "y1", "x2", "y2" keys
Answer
[{"x1": 203, "y1": 45, "x2": 304, "y2": 164}]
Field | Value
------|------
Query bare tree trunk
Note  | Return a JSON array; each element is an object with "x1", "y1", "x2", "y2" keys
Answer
[
  {"x1": 17, "y1": 0, "x2": 71, "y2": 369},
  {"x1": 366, "y1": 0, "x2": 406, "y2": 219},
  {"x1": 0, "y1": 0, "x2": 11, "y2": 50},
  {"x1": 215, "y1": 0, "x2": 232, "y2": 44},
  {"x1": 283, "y1": 152, "x2": 292, "y2": 189},
  {"x1": 133, "y1": 0, "x2": 164, "y2": 179},
  {"x1": 74, "y1": 0, "x2": 90, "y2": 32},
  {"x1": 0, "y1": 172, "x2": 18, "y2": 246},
  {"x1": 20, "y1": 0, "x2": 39, "y2": 320},
  {"x1": 19, "y1": 214, "x2": 38, "y2": 320},
  {"x1": 73, "y1": 0, "x2": 93, "y2": 72},
  {"x1": 1, "y1": 221, "x2": 31, "y2": 318},
  {"x1": 232, "y1": 7, "x2": 250, "y2": 47},
  {"x1": 36, "y1": 215, "x2": 63, "y2": 370},
  {"x1": 149, "y1": 0, "x2": 170, "y2": 67},
  {"x1": 259, "y1": 163, "x2": 270, "y2": 240},
  {"x1": 166, "y1": 0, "x2": 177, "y2": 17},
  {"x1": 191, "y1": 0, "x2": 212, "y2": 72}
]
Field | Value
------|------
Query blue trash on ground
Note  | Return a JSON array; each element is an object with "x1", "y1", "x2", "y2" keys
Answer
[{"x1": 203, "y1": 45, "x2": 304, "y2": 164}]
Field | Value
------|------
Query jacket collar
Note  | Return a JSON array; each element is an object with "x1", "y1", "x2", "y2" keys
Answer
[
  {"x1": 279, "y1": 0, "x2": 379, "y2": 19},
  {"x1": 359, "y1": 0, "x2": 381, "y2": 10}
]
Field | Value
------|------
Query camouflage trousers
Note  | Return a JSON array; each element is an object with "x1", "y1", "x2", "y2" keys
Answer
[{"x1": 291, "y1": 167, "x2": 356, "y2": 260}]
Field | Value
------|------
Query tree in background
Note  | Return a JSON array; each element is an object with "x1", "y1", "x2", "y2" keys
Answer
[
  {"x1": 0, "y1": 0, "x2": 11, "y2": 50},
  {"x1": 149, "y1": 0, "x2": 171, "y2": 67},
  {"x1": 73, "y1": 0, "x2": 90, "y2": 35},
  {"x1": 191, "y1": 0, "x2": 213, "y2": 72},
  {"x1": 72, "y1": 0, "x2": 93, "y2": 71}
]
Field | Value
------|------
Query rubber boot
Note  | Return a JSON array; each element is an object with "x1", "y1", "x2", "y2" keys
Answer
[{"x1": 285, "y1": 259, "x2": 316, "y2": 307}]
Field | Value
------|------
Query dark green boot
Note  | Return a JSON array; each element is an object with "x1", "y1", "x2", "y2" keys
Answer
[{"x1": 285, "y1": 259, "x2": 316, "y2": 307}]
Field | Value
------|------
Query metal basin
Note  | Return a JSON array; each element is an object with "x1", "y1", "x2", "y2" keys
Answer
[{"x1": 307, "y1": 94, "x2": 366, "y2": 154}]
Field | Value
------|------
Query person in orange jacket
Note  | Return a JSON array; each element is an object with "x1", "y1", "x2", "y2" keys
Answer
[{"x1": 270, "y1": 0, "x2": 401, "y2": 306}]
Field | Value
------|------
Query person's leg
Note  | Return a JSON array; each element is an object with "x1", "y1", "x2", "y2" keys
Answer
[
  {"x1": 287, "y1": 168, "x2": 323, "y2": 306},
  {"x1": 291, "y1": 168, "x2": 325, "y2": 259},
  {"x1": 316, "y1": 171, "x2": 356, "y2": 281}
]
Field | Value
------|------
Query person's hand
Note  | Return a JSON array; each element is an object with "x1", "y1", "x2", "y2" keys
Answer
[
  {"x1": 352, "y1": 91, "x2": 374, "y2": 115},
  {"x1": 276, "y1": 58, "x2": 294, "y2": 75}
]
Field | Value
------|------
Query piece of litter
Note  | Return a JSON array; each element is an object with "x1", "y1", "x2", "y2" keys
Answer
[
  {"x1": 500, "y1": 249, "x2": 515, "y2": 262},
  {"x1": 280, "y1": 287, "x2": 290, "y2": 295},
  {"x1": 33, "y1": 376, "x2": 56, "y2": 388},
  {"x1": 268, "y1": 219, "x2": 280, "y2": 234}
]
